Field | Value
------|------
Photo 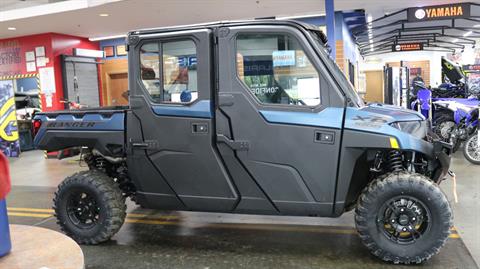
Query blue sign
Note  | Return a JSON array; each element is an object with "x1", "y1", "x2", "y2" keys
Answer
[
  {"x1": 272, "y1": 50, "x2": 296, "y2": 67},
  {"x1": 178, "y1": 55, "x2": 197, "y2": 68}
]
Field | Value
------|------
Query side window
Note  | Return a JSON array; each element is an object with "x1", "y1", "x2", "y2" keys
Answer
[
  {"x1": 163, "y1": 40, "x2": 198, "y2": 103},
  {"x1": 140, "y1": 42, "x2": 161, "y2": 100},
  {"x1": 236, "y1": 33, "x2": 320, "y2": 106},
  {"x1": 139, "y1": 40, "x2": 198, "y2": 103}
]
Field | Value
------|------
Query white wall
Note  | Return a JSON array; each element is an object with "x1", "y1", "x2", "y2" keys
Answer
[{"x1": 359, "y1": 50, "x2": 448, "y2": 87}]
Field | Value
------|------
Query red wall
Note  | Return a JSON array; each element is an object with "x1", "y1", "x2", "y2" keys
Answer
[
  {"x1": 0, "y1": 33, "x2": 54, "y2": 77},
  {"x1": 0, "y1": 33, "x2": 99, "y2": 111}
]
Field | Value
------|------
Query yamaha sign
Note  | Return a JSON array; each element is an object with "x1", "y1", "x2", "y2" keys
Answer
[
  {"x1": 407, "y1": 3, "x2": 471, "y2": 22},
  {"x1": 392, "y1": 43, "x2": 424, "y2": 52}
]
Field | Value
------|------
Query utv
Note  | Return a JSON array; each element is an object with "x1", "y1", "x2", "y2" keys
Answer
[{"x1": 34, "y1": 20, "x2": 453, "y2": 264}]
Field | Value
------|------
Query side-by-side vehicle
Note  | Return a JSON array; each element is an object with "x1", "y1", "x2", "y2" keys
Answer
[{"x1": 34, "y1": 20, "x2": 453, "y2": 264}]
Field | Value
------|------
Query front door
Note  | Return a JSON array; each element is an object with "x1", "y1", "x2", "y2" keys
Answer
[
  {"x1": 128, "y1": 29, "x2": 238, "y2": 211},
  {"x1": 216, "y1": 25, "x2": 345, "y2": 215}
]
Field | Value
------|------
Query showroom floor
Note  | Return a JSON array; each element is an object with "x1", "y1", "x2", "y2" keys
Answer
[{"x1": 6, "y1": 150, "x2": 480, "y2": 269}]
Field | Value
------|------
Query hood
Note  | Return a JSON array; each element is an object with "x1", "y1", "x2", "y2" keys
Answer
[
  {"x1": 355, "y1": 103, "x2": 424, "y2": 123},
  {"x1": 344, "y1": 104, "x2": 429, "y2": 152},
  {"x1": 345, "y1": 103, "x2": 425, "y2": 135}
]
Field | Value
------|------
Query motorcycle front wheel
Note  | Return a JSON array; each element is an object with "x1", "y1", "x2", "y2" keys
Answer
[{"x1": 463, "y1": 133, "x2": 480, "y2": 165}]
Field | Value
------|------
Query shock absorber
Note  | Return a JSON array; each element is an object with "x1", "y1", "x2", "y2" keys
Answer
[{"x1": 388, "y1": 150, "x2": 404, "y2": 172}]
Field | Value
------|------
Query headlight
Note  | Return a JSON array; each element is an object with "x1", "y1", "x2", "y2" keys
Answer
[{"x1": 390, "y1": 120, "x2": 427, "y2": 138}]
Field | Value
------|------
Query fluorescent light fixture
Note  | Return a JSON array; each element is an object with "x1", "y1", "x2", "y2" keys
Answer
[
  {"x1": 369, "y1": 39, "x2": 373, "y2": 43},
  {"x1": 277, "y1": 13, "x2": 325, "y2": 20},
  {"x1": 452, "y1": 39, "x2": 459, "y2": 43},
  {"x1": 89, "y1": 34, "x2": 126, "y2": 41},
  {"x1": 463, "y1": 31, "x2": 472, "y2": 37},
  {"x1": 73, "y1": 48, "x2": 104, "y2": 58},
  {"x1": 474, "y1": 24, "x2": 480, "y2": 28},
  {"x1": 99, "y1": 13, "x2": 109, "y2": 17},
  {"x1": 367, "y1": 15, "x2": 373, "y2": 23},
  {"x1": 7, "y1": 27, "x2": 16, "y2": 31}
]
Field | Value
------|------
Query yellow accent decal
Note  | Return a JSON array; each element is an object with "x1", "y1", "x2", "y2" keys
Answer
[
  {"x1": 390, "y1": 137, "x2": 400, "y2": 149},
  {"x1": 0, "y1": 97, "x2": 19, "y2": 142}
]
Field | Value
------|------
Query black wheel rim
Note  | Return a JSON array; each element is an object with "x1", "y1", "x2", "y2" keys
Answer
[
  {"x1": 66, "y1": 189, "x2": 100, "y2": 229},
  {"x1": 377, "y1": 196, "x2": 431, "y2": 245}
]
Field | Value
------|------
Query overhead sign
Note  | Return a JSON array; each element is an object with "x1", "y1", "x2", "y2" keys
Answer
[
  {"x1": 408, "y1": 3, "x2": 470, "y2": 22},
  {"x1": 463, "y1": 64, "x2": 480, "y2": 72},
  {"x1": 392, "y1": 43, "x2": 424, "y2": 52}
]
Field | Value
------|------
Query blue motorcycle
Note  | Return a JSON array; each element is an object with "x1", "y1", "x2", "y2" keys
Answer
[
  {"x1": 434, "y1": 99, "x2": 479, "y2": 164},
  {"x1": 410, "y1": 82, "x2": 479, "y2": 164}
]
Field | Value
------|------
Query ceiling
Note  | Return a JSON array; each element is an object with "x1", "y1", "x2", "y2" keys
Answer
[
  {"x1": 354, "y1": 3, "x2": 480, "y2": 56},
  {"x1": 0, "y1": 0, "x2": 474, "y2": 40}
]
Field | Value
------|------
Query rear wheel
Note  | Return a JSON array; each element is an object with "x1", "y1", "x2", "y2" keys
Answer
[
  {"x1": 53, "y1": 170, "x2": 126, "y2": 244},
  {"x1": 355, "y1": 172, "x2": 452, "y2": 264},
  {"x1": 463, "y1": 134, "x2": 480, "y2": 165}
]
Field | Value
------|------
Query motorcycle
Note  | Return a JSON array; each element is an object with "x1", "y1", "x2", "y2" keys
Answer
[
  {"x1": 409, "y1": 82, "x2": 480, "y2": 164},
  {"x1": 433, "y1": 99, "x2": 479, "y2": 164},
  {"x1": 410, "y1": 82, "x2": 432, "y2": 120}
]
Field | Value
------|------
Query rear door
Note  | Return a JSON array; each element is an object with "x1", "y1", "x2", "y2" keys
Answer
[
  {"x1": 216, "y1": 25, "x2": 345, "y2": 215},
  {"x1": 127, "y1": 29, "x2": 239, "y2": 211}
]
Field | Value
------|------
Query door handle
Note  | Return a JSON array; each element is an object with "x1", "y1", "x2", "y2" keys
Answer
[
  {"x1": 218, "y1": 93, "x2": 234, "y2": 107},
  {"x1": 314, "y1": 131, "x2": 335, "y2": 144},
  {"x1": 217, "y1": 134, "x2": 249, "y2": 150},
  {"x1": 192, "y1": 123, "x2": 208, "y2": 133},
  {"x1": 129, "y1": 139, "x2": 159, "y2": 149}
]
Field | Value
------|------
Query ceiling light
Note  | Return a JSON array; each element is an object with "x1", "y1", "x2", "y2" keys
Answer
[
  {"x1": 369, "y1": 39, "x2": 373, "y2": 44},
  {"x1": 452, "y1": 39, "x2": 459, "y2": 43},
  {"x1": 99, "y1": 13, "x2": 109, "y2": 17},
  {"x1": 367, "y1": 15, "x2": 373, "y2": 23},
  {"x1": 463, "y1": 31, "x2": 472, "y2": 37},
  {"x1": 474, "y1": 24, "x2": 480, "y2": 28},
  {"x1": 7, "y1": 27, "x2": 16, "y2": 31}
]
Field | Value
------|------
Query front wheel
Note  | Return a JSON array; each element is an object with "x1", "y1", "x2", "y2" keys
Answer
[
  {"x1": 463, "y1": 133, "x2": 480, "y2": 165},
  {"x1": 53, "y1": 170, "x2": 126, "y2": 244},
  {"x1": 355, "y1": 172, "x2": 452, "y2": 264}
]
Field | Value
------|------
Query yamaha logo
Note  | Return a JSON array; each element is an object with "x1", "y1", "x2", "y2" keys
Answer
[
  {"x1": 415, "y1": 9, "x2": 426, "y2": 19},
  {"x1": 395, "y1": 45, "x2": 401, "y2": 51}
]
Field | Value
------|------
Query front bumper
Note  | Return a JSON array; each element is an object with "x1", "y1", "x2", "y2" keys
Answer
[{"x1": 432, "y1": 140, "x2": 453, "y2": 182}]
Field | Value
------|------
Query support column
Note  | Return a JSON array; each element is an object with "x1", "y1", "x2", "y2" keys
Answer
[{"x1": 325, "y1": 0, "x2": 336, "y2": 59}]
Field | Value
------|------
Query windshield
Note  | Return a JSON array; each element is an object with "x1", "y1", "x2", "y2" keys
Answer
[{"x1": 308, "y1": 30, "x2": 364, "y2": 107}]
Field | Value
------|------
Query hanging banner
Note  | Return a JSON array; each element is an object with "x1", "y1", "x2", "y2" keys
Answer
[
  {"x1": 0, "y1": 80, "x2": 20, "y2": 157},
  {"x1": 407, "y1": 3, "x2": 471, "y2": 22}
]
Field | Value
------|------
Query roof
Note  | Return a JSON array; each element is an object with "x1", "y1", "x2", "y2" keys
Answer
[{"x1": 128, "y1": 19, "x2": 322, "y2": 38}]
